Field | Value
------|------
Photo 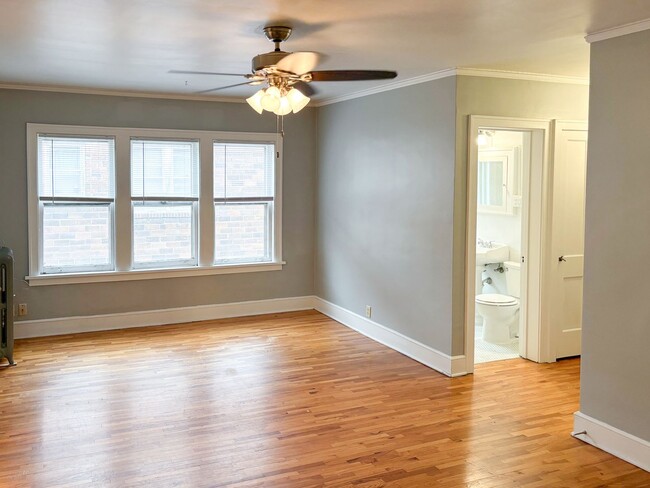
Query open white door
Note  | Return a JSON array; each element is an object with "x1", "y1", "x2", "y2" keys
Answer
[{"x1": 550, "y1": 121, "x2": 588, "y2": 359}]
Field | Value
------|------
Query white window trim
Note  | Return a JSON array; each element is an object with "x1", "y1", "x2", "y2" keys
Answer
[{"x1": 26, "y1": 123, "x2": 284, "y2": 286}]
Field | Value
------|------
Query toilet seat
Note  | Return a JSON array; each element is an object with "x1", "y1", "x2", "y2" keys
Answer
[{"x1": 476, "y1": 293, "x2": 518, "y2": 306}]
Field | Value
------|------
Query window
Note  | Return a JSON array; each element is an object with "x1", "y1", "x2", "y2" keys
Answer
[
  {"x1": 214, "y1": 143, "x2": 275, "y2": 264},
  {"x1": 27, "y1": 125, "x2": 282, "y2": 285},
  {"x1": 131, "y1": 140, "x2": 199, "y2": 268},
  {"x1": 37, "y1": 136, "x2": 115, "y2": 273}
]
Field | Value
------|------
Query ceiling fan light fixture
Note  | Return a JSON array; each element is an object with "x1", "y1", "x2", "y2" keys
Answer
[
  {"x1": 286, "y1": 87, "x2": 310, "y2": 113},
  {"x1": 246, "y1": 89, "x2": 265, "y2": 114},
  {"x1": 274, "y1": 96, "x2": 293, "y2": 116},
  {"x1": 261, "y1": 86, "x2": 281, "y2": 112},
  {"x1": 174, "y1": 26, "x2": 397, "y2": 117}
]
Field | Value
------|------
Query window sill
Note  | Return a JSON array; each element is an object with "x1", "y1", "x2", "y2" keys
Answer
[{"x1": 25, "y1": 261, "x2": 285, "y2": 286}]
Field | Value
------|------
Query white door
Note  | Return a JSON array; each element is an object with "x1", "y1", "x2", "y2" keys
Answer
[{"x1": 550, "y1": 122, "x2": 588, "y2": 359}]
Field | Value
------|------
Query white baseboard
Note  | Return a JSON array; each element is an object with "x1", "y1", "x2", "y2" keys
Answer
[
  {"x1": 450, "y1": 355, "x2": 469, "y2": 377},
  {"x1": 15, "y1": 296, "x2": 315, "y2": 339},
  {"x1": 314, "y1": 297, "x2": 465, "y2": 377},
  {"x1": 573, "y1": 411, "x2": 650, "y2": 471},
  {"x1": 16, "y1": 295, "x2": 469, "y2": 378}
]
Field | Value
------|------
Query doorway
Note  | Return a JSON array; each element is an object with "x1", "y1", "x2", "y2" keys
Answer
[
  {"x1": 465, "y1": 116, "x2": 550, "y2": 372},
  {"x1": 474, "y1": 128, "x2": 530, "y2": 363},
  {"x1": 465, "y1": 117, "x2": 589, "y2": 372}
]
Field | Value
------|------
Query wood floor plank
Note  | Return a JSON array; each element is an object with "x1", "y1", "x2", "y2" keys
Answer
[{"x1": 0, "y1": 310, "x2": 647, "y2": 487}]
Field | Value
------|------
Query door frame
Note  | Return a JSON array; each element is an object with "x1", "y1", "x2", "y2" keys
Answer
[{"x1": 465, "y1": 116, "x2": 553, "y2": 373}]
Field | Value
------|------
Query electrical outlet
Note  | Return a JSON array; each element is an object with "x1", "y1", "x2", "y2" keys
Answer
[
  {"x1": 18, "y1": 303, "x2": 27, "y2": 316},
  {"x1": 365, "y1": 305, "x2": 372, "y2": 318}
]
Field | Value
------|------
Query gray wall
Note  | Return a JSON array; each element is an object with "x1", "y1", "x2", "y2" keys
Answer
[
  {"x1": 453, "y1": 76, "x2": 589, "y2": 354},
  {"x1": 316, "y1": 77, "x2": 457, "y2": 355},
  {"x1": 0, "y1": 89, "x2": 317, "y2": 321},
  {"x1": 581, "y1": 30, "x2": 650, "y2": 441}
]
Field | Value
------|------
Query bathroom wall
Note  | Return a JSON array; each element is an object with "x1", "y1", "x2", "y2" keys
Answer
[
  {"x1": 476, "y1": 209, "x2": 521, "y2": 260},
  {"x1": 0, "y1": 89, "x2": 317, "y2": 322},
  {"x1": 476, "y1": 131, "x2": 525, "y2": 259},
  {"x1": 476, "y1": 130, "x2": 524, "y2": 295},
  {"x1": 581, "y1": 29, "x2": 650, "y2": 441}
]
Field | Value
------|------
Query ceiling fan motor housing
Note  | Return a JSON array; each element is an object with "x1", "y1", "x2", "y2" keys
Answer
[
  {"x1": 252, "y1": 26, "x2": 293, "y2": 72},
  {"x1": 252, "y1": 51, "x2": 290, "y2": 72}
]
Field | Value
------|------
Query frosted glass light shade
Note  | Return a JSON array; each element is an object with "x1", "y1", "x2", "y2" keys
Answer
[
  {"x1": 274, "y1": 96, "x2": 292, "y2": 116},
  {"x1": 246, "y1": 89, "x2": 265, "y2": 114},
  {"x1": 265, "y1": 86, "x2": 281, "y2": 98},
  {"x1": 287, "y1": 87, "x2": 310, "y2": 113},
  {"x1": 261, "y1": 86, "x2": 281, "y2": 112}
]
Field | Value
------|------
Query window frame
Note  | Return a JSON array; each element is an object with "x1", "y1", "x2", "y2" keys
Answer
[
  {"x1": 36, "y1": 134, "x2": 117, "y2": 274},
  {"x1": 26, "y1": 124, "x2": 284, "y2": 286},
  {"x1": 212, "y1": 140, "x2": 277, "y2": 265},
  {"x1": 130, "y1": 138, "x2": 200, "y2": 270}
]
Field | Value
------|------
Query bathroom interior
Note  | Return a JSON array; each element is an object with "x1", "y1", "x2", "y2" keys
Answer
[{"x1": 474, "y1": 128, "x2": 529, "y2": 364}]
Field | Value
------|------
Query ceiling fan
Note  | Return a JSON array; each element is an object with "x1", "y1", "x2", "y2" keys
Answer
[{"x1": 170, "y1": 26, "x2": 398, "y2": 115}]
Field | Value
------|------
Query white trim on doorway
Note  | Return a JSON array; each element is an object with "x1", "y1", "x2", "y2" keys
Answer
[{"x1": 465, "y1": 116, "x2": 553, "y2": 372}]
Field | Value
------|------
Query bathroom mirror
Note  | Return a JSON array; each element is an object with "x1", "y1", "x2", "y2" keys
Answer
[{"x1": 477, "y1": 148, "x2": 516, "y2": 214}]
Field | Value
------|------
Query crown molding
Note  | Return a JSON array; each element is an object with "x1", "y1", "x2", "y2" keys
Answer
[
  {"x1": 456, "y1": 68, "x2": 589, "y2": 85},
  {"x1": 586, "y1": 18, "x2": 650, "y2": 44},
  {"x1": 0, "y1": 82, "x2": 244, "y2": 104},
  {"x1": 315, "y1": 67, "x2": 589, "y2": 106}
]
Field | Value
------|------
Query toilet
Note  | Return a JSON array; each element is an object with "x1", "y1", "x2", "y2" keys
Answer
[{"x1": 475, "y1": 261, "x2": 521, "y2": 344}]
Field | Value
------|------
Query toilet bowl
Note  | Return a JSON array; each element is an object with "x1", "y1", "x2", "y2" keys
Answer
[
  {"x1": 475, "y1": 294, "x2": 519, "y2": 344},
  {"x1": 475, "y1": 260, "x2": 521, "y2": 344}
]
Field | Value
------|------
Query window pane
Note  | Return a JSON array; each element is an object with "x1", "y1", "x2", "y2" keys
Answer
[
  {"x1": 214, "y1": 143, "x2": 274, "y2": 198},
  {"x1": 39, "y1": 137, "x2": 114, "y2": 198},
  {"x1": 133, "y1": 203, "x2": 195, "y2": 267},
  {"x1": 131, "y1": 140, "x2": 199, "y2": 198},
  {"x1": 42, "y1": 204, "x2": 112, "y2": 271},
  {"x1": 215, "y1": 204, "x2": 269, "y2": 263}
]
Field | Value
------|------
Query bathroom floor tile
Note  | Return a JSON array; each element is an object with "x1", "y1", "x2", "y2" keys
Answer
[{"x1": 475, "y1": 325, "x2": 520, "y2": 363}]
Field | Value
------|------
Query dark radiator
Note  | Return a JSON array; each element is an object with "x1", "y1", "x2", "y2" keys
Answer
[{"x1": 0, "y1": 247, "x2": 15, "y2": 366}]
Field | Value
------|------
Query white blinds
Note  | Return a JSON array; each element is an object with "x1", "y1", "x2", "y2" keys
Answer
[
  {"x1": 131, "y1": 140, "x2": 199, "y2": 198},
  {"x1": 38, "y1": 136, "x2": 115, "y2": 198},
  {"x1": 213, "y1": 143, "x2": 274, "y2": 199}
]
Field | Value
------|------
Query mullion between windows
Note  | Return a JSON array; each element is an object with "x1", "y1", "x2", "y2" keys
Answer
[
  {"x1": 114, "y1": 134, "x2": 132, "y2": 272},
  {"x1": 198, "y1": 136, "x2": 215, "y2": 267}
]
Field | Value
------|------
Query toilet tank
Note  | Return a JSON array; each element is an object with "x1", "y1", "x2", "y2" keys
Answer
[{"x1": 504, "y1": 261, "x2": 521, "y2": 298}]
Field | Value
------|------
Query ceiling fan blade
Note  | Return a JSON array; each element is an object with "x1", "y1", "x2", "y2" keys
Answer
[
  {"x1": 196, "y1": 81, "x2": 256, "y2": 94},
  {"x1": 309, "y1": 70, "x2": 398, "y2": 82},
  {"x1": 293, "y1": 81, "x2": 317, "y2": 97},
  {"x1": 169, "y1": 70, "x2": 248, "y2": 77},
  {"x1": 276, "y1": 52, "x2": 322, "y2": 75}
]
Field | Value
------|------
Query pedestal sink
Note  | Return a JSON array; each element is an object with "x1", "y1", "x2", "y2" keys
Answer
[{"x1": 476, "y1": 242, "x2": 509, "y2": 265}]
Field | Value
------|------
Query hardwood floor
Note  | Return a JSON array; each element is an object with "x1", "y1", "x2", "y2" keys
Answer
[{"x1": 0, "y1": 310, "x2": 647, "y2": 487}]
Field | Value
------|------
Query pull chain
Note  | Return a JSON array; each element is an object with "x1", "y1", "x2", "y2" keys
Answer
[{"x1": 276, "y1": 114, "x2": 284, "y2": 138}]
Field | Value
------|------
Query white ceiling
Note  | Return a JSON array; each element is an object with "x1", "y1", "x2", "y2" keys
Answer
[{"x1": 1, "y1": 0, "x2": 649, "y2": 102}]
